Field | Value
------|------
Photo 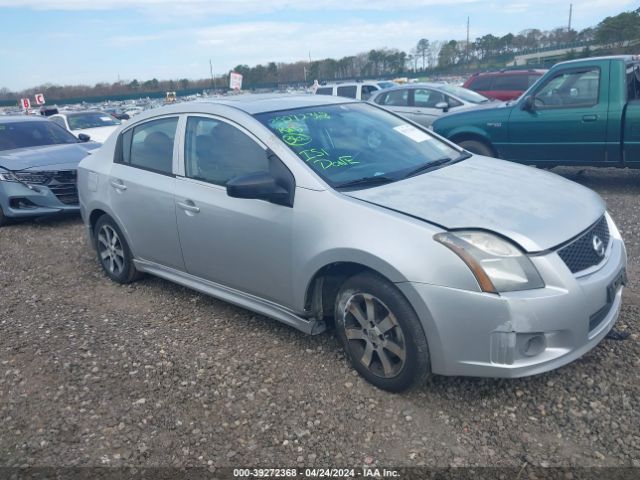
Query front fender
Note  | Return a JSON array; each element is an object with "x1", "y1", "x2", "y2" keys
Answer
[{"x1": 294, "y1": 247, "x2": 410, "y2": 310}]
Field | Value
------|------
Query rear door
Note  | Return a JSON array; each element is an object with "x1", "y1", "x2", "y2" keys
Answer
[
  {"x1": 108, "y1": 115, "x2": 185, "y2": 270},
  {"x1": 373, "y1": 89, "x2": 413, "y2": 119},
  {"x1": 467, "y1": 75, "x2": 494, "y2": 98},
  {"x1": 410, "y1": 88, "x2": 449, "y2": 127},
  {"x1": 505, "y1": 66, "x2": 609, "y2": 164}
]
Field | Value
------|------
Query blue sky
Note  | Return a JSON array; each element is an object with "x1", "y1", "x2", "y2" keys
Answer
[{"x1": 0, "y1": 0, "x2": 635, "y2": 91}]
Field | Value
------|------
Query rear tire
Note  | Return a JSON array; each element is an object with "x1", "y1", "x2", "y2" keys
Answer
[
  {"x1": 458, "y1": 139, "x2": 496, "y2": 158},
  {"x1": 94, "y1": 215, "x2": 142, "y2": 284},
  {"x1": 334, "y1": 272, "x2": 430, "y2": 392}
]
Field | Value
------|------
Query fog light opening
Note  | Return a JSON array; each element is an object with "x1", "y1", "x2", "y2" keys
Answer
[
  {"x1": 522, "y1": 334, "x2": 546, "y2": 357},
  {"x1": 9, "y1": 198, "x2": 38, "y2": 210}
]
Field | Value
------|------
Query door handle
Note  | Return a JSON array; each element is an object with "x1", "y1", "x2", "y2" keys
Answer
[
  {"x1": 582, "y1": 115, "x2": 598, "y2": 122},
  {"x1": 109, "y1": 179, "x2": 127, "y2": 191},
  {"x1": 177, "y1": 200, "x2": 200, "y2": 214}
]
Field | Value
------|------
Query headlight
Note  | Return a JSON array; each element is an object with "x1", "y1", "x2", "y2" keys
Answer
[
  {"x1": 0, "y1": 171, "x2": 18, "y2": 182},
  {"x1": 434, "y1": 231, "x2": 544, "y2": 293},
  {"x1": 0, "y1": 171, "x2": 49, "y2": 184}
]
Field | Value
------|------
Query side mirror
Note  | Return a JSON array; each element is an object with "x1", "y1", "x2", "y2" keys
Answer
[
  {"x1": 227, "y1": 171, "x2": 292, "y2": 207},
  {"x1": 521, "y1": 95, "x2": 535, "y2": 112},
  {"x1": 78, "y1": 133, "x2": 91, "y2": 142},
  {"x1": 435, "y1": 101, "x2": 449, "y2": 112}
]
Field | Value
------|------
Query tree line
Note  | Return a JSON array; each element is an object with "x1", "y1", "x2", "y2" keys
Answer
[{"x1": 1, "y1": 7, "x2": 639, "y2": 102}]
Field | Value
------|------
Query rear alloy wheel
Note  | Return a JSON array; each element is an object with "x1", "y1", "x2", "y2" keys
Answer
[
  {"x1": 335, "y1": 272, "x2": 430, "y2": 392},
  {"x1": 94, "y1": 215, "x2": 142, "y2": 284}
]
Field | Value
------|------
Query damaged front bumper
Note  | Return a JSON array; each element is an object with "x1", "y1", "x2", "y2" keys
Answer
[
  {"x1": 0, "y1": 170, "x2": 79, "y2": 219},
  {"x1": 398, "y1": 232, "x2": 627, "y2": 378}
]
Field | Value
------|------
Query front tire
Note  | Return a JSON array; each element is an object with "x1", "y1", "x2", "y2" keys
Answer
[
  {"x1": 458, "y1": 139, "x2": 496, "y2": 157},
  {"x1": 334, "y1": 272, "x2": 430, "y2": 392},
  {"x1": 94, "y1": 215, "x2": 142, "y2": 284}
]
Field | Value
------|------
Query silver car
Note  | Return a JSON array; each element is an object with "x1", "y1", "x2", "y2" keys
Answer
[
  {"x1": 368, "y1": 83, "x2": 491, "y2": 127},
  {"x1": 78, "y1": 95, "x2": 627, "y2": 392}
]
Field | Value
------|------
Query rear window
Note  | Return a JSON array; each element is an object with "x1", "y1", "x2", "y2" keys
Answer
[
  {"x1": 376, "y1": 89, "x2": 409, "y2": 107},
  {"x1": 492, "y1": 75, "x2": 529, "y2": 91},
  {"x1": 336, "y1": 85, "x2": 358, "y2": 99},
  {"x1": 118, "y1": 117, "x2": 178, "y2": 175},
  {"x1": 0, "y1": 121, "x2": 78, "y2": 151},
  {"x1": 468, "y1": 76, "x2": 493, "y2": 91}
]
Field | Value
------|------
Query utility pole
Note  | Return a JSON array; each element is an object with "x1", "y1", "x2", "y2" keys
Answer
[
  {"x1": 568, "y1": 3, "x2": 573, "y2": 32},
  {"x1": 209, "y1": 59, "x2": 215, "y2": 89},
  {"x1": 466, "y1": 16, "x2": 470, "y2": 64}
]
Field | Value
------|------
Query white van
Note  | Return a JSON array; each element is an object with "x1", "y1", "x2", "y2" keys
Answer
[{"x1": 314, "y1": 81, "x2": 396, "y2": 101}]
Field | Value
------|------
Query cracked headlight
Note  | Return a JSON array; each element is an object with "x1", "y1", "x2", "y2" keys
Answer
[
  {"x1": 0, "y1": 171, "x2": 49, "y2": 184},
  {"x1": 434, "y1": 231, "x2": 545, "y2": 293},
  {"x1": 0, "y1": 171, "x2": 19, "y2": 182}
]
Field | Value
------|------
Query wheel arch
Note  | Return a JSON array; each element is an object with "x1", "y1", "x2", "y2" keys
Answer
[
  {"x1": 301, "y1": 254, "x2": 409, "y2": 325},
  {"x1": 86, "y1": 204, "x2": 135, "y2": 255},
  {"x1": 448, "y1": 129, "x2": 497, "y2": 157}
]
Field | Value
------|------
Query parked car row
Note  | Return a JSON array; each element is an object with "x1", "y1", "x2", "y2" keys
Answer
[{"x1": 0, "y1": 56, "x2": 631, "y2": 392}]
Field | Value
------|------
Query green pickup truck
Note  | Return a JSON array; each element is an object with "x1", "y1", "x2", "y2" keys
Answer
[{"x1": 432, "y1": 55, "x2": 640, "y2": 167}]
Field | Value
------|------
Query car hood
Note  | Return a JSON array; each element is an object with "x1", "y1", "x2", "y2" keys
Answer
[
  {"x1": 0, "y1": 142, "x2": 100, "y2": 171},
  {"x1": 73, "y1": 125, "x2": 118, "y2": 143},
  {"x1": 343, "y1": 156, "x2": 605, "y2": 252}
]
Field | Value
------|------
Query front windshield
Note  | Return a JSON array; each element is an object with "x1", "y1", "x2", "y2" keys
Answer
[
  {"x1": 438, "y1": 85, "x2": 489, "y2": 103},
  {"x1": 255, "y1": 103, "x2": 462, "y2": 187},
  {"x1": 377, "y1": 81, "x2": 396, "y2": 89},
  {"x1": 0, "y1": 121, "x2": 79, "y2": 151},
  {"x1": 67, "y1": 112, "x2": 121, "y2": 130}
]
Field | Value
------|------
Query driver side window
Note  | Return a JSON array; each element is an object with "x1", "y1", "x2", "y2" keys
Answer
[
  {"x1": 184, "y1": 116, "x2": 268, "y2": 186},
  {"x1": 534, "y1": 68, "x2": 600, "y2": 109}
]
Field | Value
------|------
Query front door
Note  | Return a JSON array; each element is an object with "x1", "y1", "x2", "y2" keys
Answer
[
  {"x1": 174, "y1": 115, "x2": 293, "y2": 306},
  {"x1": 505, "y1": 66, "x2": 609, "y2": 164},
  {"x1": 108, "y1": 115, "x2": 185, "y2": 270}
]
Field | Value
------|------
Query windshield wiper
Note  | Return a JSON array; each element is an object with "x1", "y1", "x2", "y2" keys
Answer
[
  {"x1": 334, "y1": 175, "x2": 397, "y2": 189},
  {"x1": 403, "y1": 152, "x2": 471, "y2": 179}
]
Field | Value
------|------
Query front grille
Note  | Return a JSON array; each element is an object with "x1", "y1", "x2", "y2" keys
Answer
[
  {"x1": 556, "y1": 216, "x2": 610, "y2": 274},
  {"x1": 46, "y1": 170, "x2": 78, "y2": 205},
  {"x1": 18, "y1": 169, "x2": 78, "y2": 205}
]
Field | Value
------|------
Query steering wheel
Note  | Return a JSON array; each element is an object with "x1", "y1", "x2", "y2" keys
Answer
[
  {"x1": 533, "y1": 96, "x2": 546, "y2": 107},
  {"x1": 365, "y1": 129, "x2": 383, "y2": 149}
]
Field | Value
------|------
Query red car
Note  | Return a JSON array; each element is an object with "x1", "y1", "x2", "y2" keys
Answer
[{"x1": 463, "y1": 69, "x2": 546, "y2": 101}]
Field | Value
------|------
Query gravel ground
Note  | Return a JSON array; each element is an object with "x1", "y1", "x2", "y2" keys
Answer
[{"x1": 0, "y1": 166, "x2": 639, "y2": 469}]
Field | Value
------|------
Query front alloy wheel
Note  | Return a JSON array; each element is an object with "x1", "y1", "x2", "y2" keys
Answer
[
  {"x1": 335, "y1": 272, "x2": 430, "y2": 392},
  {"x1": 342, "y1": 293, "x2": 407, "y2": 378}
]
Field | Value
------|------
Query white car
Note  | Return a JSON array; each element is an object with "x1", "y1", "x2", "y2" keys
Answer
[
  {"x1": 314, "y1": 81, "x2": 396, "y2": 101},
  {"x1": 50, "y1": 111, "x2": 121, "y2": 143}
]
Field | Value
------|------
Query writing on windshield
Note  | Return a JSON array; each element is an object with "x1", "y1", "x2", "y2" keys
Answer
[{"x1": 256, "y1": 103, "x2": 460, "y2": 187}]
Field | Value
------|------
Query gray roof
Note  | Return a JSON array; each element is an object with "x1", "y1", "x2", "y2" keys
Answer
[{"x1": 195, "y1": 93, "x2": 355, "y2": 115}]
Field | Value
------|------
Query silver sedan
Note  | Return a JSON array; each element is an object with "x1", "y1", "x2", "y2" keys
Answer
[
  {"x1": 78, "y1": 94, "x2": 627, "y2": 392},
  {"x1": 368, "y1": 82, "x2": 492, "y2": 127}
]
